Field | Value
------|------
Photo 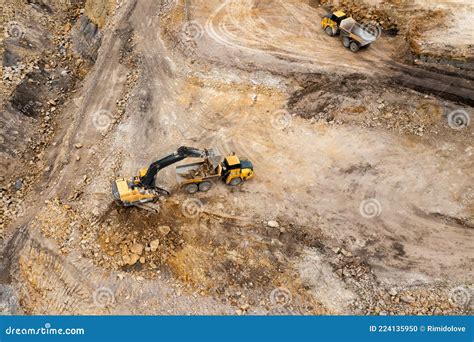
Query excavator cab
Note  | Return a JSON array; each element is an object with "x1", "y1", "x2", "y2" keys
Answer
[
  {"x1": 222, "y1": 155, "x2": 254, "y2": 186},
  {"x1": 321, "y1": 10, "x2": 347, "y2": 36}
]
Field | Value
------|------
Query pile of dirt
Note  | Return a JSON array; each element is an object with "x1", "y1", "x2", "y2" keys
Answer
[
  {"x1": 318, "y1": 0, "x2": 400, "y2": 33},
  {"x1": 72, "y1": 194, "x2": 330, "y2": 314},
  {"x1": 287, "y1": 72, "x2": 472, "y2": 137}
]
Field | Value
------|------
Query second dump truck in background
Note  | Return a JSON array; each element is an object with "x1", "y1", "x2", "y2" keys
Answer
[{"x1": 321, "y1": 11, "x2": 378, "y2": 52}]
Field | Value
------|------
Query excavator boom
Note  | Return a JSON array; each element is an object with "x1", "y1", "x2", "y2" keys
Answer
[{"x1": 140, "y1": 146, "x2": 208, "y2": 188}]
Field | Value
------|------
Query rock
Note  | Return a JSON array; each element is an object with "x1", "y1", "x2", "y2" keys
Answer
[
  {"x1": 122, "y1": 254, "x2": 130, "y2": 265},
  {"x1": 240, "y1": 303, "x2": 250, "y2": 311},
  {"x1": 128, "y1": 253, "x2": 140, "y2": 265},
  {"x1": 139, "y1": 257, "x2": 145, "y2": 264},
  {"x1": 14, "y1": 179, "x2": 23, "y2": 190},
  {"x1": 388, "y1": 288, "x2": 398, "y2": 296},
  {"x1": 400, "y1": 294, "x2": 415, "y2": 304},
  {"x1": 130, "y1": 243, "x2": 144, "y2": 255},
  {"x1": 340, "y1": 248, "x2": 352, "y2": 257},
  {"x1": 267, "y1": 220, "x2": 279, "y2": 228},
  {"x1": 331, "y1": 247, "x2": 341, "y2": 254},
  {"x1": 74, "y1": 143, "x2": 83, "y2": 149},
  {"x1": 158, "y1": 225, "x2": 171, "y2": 236},
  {"x1": 150, "y1": 239, "x2": 160, "y2": 252}
]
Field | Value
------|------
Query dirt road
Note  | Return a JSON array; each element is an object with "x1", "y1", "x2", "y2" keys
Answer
[{"x1": 2, "y1": 0, "x2": 473, "y2": 315}]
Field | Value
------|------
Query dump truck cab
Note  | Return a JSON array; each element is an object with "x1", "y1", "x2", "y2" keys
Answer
[
  {"x1": 321, "y1": 10, "x2": 347, "y2": 36},
  {"x1": 222, "y1": 155, "x2": 254, "y2": 186}
]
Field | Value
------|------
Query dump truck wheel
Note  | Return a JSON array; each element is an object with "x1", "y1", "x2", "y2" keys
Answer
[
  {"x1": 185, "y1": 183, "x2": 199, "y2": 194},
  {"x1": 198, "y1": 181, "x2": 212, "y2": 192},
  {"x1": 325, "y1": 27, "x2": 333, "y2": 36},
  {"x1": 229, "y1": 177, "x2": 242, "y2": 186},
  {"x1": 349, "y1": 42, "x2": 360, "y2": 52},
  {"x1": 342, "y1": 36, "x2": 351, "y2": 48}
]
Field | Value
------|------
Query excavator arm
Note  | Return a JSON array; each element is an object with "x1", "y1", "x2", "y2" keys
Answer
[{"x1": 139, "y1": 146, "x2": 208, "y2": 188}]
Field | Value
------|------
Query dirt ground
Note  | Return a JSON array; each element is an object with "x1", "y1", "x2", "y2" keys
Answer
[{"x1": 1, "y1": 0, "x2": 473, "y2": 315}]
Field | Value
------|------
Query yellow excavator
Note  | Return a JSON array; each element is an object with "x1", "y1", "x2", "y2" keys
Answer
[{"x1": 112, "y1": 146, "x2": 254, "y2": 211}]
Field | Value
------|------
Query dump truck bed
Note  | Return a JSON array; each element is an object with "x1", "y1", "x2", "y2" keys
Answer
[
  {"x1": 340, "y1": 18, "x2": 377, "y2": 46},
  {"x1": 176, "y1": 159, "x2": 221, "y2": 184}
]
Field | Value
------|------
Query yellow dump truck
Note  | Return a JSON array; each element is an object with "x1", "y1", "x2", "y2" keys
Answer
[
  {"x1": 176, "y1": 149, "x2": 254, "y2": 193},
  {"x1": 321, "y1": 11, "x2": 378, "y2": 52}
]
